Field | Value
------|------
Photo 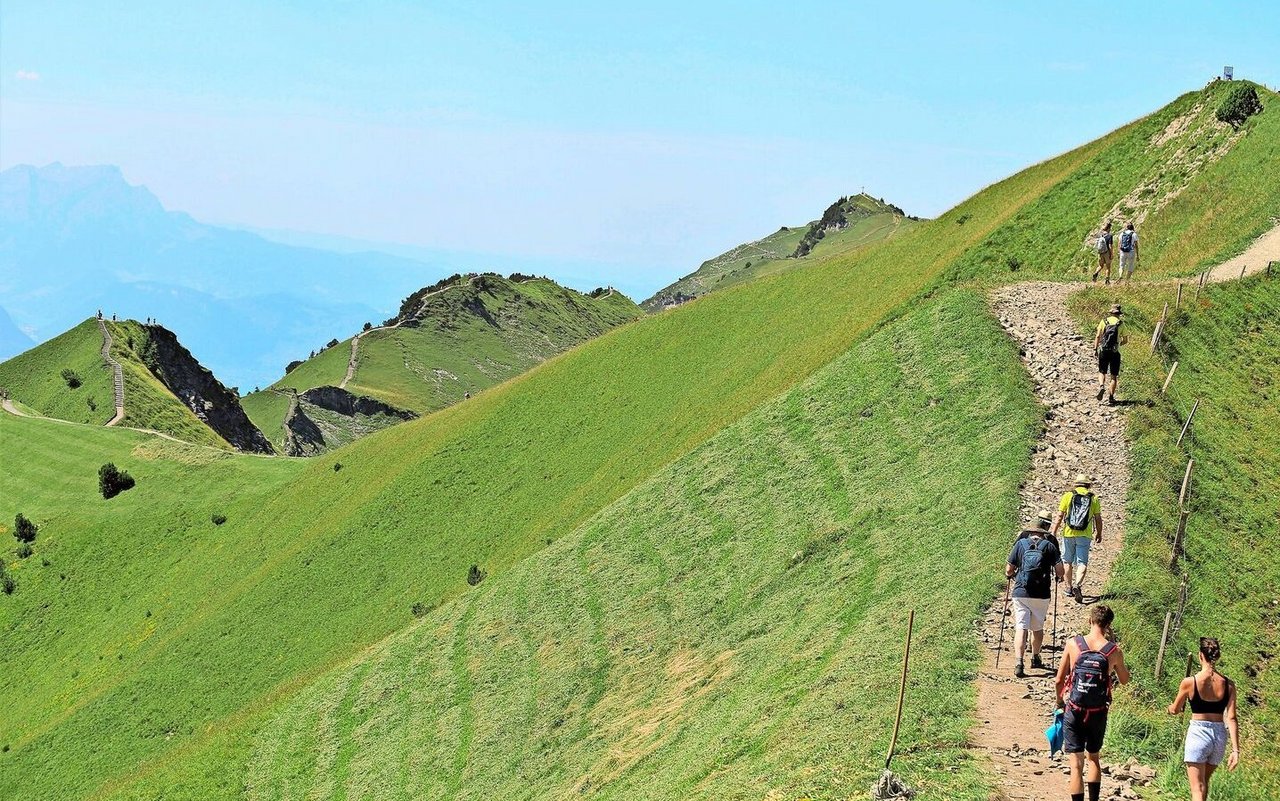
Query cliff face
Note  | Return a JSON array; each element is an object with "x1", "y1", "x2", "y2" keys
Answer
[
  {"x1": 138, "y1": 325, "x2": 275, "y2": 453},
  {"x1": 282, "y1": 385, "x2": 417, "y2": 457}
]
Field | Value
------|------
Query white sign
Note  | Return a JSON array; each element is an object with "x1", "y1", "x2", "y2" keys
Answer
[{"x1": 1224, "y1": 66, "x2": 1234, "y2": 80}]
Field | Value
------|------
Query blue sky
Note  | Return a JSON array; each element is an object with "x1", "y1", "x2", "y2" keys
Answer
[{"x1": 3, "y1": 1, "x2": 1278, "y2": 298}]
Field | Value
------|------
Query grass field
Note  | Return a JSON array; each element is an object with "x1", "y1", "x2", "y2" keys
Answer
[
  {"x1": 1070, "y1": 275, "x2": 1280, "y2": 800},
  {"x1": 0, "y1": 319, "x2": 116, "y2": 425},
  {"x1": 3, "y1": 82, "x2": 1279, "y2": 799},
  {"x1": 242, "y1": 276, "x2": 643, "y2": 450}
]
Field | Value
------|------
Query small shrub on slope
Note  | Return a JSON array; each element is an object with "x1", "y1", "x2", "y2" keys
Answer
[
  {"x1": 60, "y1": 368, "x2": 82, "y2": 389},
  {"x1": 1216, "y1": 84, "x2": 1263, "y2": 128},
  {"x1": 13, "y1": 514, "x2": 37, "y2": 544},
  {"x1": 466, "y1": 564, "x2": 487, "y2": 586},
  {"x1": 0, "y1": 562, "x2": 14, "y2": 594},
  {"x1": 98, "y1": 463, "x2": 136, "y2": 500}
]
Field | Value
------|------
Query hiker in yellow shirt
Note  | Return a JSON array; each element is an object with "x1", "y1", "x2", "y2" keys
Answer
[{"x1": 1051, "y1": 474, "x2": 1103, "y2": 603}]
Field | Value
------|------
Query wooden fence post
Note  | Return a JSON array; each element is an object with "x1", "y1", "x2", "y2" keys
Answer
[
  {"x1": 1151, "y1": 320, "x2": 1165, "y2": 353},
  {"x1": 1178, "y1": 458, "x2": 1195, "y2": 507},
  {"x1": 1162, "y1": 361, "x2": 1179, "y2": 394},
  {"x1": 1241, "y1": 264, "x2": 1248, "y2": 279},
  {"x1": 1177, "y1": 400, "x2": 1200, "y2": 447},
  {"x1": 1155, "y1": 611, "x2": 1173, "y2": 679},
  {"x1": 1170, "y1": 508, "x2": 1190, "y2": 570},
  {"x1": 1176, "y1": 283, "x2": 1184, "y2": 311}
]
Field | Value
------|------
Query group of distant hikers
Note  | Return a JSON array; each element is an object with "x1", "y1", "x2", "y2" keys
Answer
[
  {"x1": 1005, "y1": 491, "x2": 1240, "y2": 800},
  {"x1": 1092, "y1": 220, "x2": 1140, "y2": 286}
]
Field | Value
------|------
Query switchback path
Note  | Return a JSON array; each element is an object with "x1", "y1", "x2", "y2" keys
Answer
[{"x1": 97, "y1": 318, "x2": 126, "y2": 426}]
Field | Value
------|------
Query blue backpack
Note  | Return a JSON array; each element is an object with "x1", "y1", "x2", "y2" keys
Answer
[
  {"x1": 1068, "y1": 636, "x2": 1117, "y2": 712},
  {"x1": 1120, "y1": 230, "x2": 1135, "y2": 252}
]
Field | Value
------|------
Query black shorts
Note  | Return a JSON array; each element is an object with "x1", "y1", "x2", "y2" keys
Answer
[
  {"x1": 1064, "y1": 706, "x2": 1109, "y2": 754},
  {"x1": 1097, "y1": 349, "x2": 1121, "y2": 377}
]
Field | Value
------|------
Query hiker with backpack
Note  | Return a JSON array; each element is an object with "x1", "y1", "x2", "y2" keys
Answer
[
  {"x1": 1168, "y1": 637, "x2": 1241, "y2": 800},
  {"x1": 1117, "y1": 222, "x2": 1139, "y2": 282},
  {"x1": 1093, "y1": 304, "x2": 1126, "y2": 405},
  {"x1": 1091, "y1": 222, "x2": 1114, "y2": 284},
  {"x1": 1051, "y1": 474, "x2": 1102, "y2": 604},
  {"x1": 1005, "y1": 510, "x2": 1065, "y2": 677},
  {"x1": 1055, "y1": 605, "x2": 1131, "y2": 801}
]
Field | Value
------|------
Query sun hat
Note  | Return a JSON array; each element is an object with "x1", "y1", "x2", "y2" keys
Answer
[
  {"x1": 1036, "y1": 509, "x2": 1053, "y2": 528},
  {"x1": 1109, "y1": 303, "x2": 1123, "y2": 314},
  {"x1": 1074, "y1": 473, "x2": 1092, "y2": 487}
]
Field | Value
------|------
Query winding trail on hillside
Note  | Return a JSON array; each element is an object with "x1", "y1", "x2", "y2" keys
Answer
[
  {"x1": 97, "y1": 318, "x2": 126, "y2": 426},
  {"x1": 972, "y1": 223, "x2": 1280, "y2": 799}
]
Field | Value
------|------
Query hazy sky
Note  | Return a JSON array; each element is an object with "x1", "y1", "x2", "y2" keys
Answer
[{"x1": 3, "y1": 1, "x2": 1277, "y2": 297}]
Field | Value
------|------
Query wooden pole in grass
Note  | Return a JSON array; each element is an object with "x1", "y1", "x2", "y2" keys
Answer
[
  {"x1": 1150, "y1": 320, "x2": 1165, "y2": 353},
  {"x1": 1179, "y1": 458, "x2": 1195, "y2": 506},
  {"x1": 1241, "y1": 264, "x2": 1248, "y2": 279},
  {"x1": 1162, "y1": 361, "x2": 1179, "y2": 394},
  {"x1": 1177, "y1": 400, "x2": 1200, "y2": 447},
  {"x1": 1170, "y1": 509, "x2": 1190, "y2": 570},
  {"x1": 885, "y1": 609, "x2": 914, "y2": 771},
  {"x1": 1176, "y1": 283, "x2": 1184, "y2": 311},
  {"x1": 1155, "y1": 611, "x2": 1173, "y2": 680}
]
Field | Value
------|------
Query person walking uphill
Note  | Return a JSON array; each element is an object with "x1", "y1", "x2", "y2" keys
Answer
[
  {"x1": 1117, "y1": 222, "x2": 1139, "y2": 282},
  {"x1": 1055, "y1": 605, "x2": 1131, "y2": 801},
  {"x1": 1052, "y1": 474, "x2": 1103, "y2": 604},
  {"x1": 1168, "y1": 637, "x2": 1241, "y2": 801},
  {"x1": 1091, "y1": 222, "x2": 1115, "y2": 284},
  {"x1": 1006, "y1": 510, "x2": 1065, "y2": 677},
  {"x1": 1093, "y1": 304, "x2": 1126, "y2": 405}
]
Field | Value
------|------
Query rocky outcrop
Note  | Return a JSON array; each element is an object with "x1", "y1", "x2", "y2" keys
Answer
[
  {"x1": 299, "y1": 385, "x2": 418, "y2": 421},
  {"x1": 281, "y1": 385, "x2": 417, "y2": 457},
  {"x1": 137, "y1": 325, "x2": 275, "y2": 453}
]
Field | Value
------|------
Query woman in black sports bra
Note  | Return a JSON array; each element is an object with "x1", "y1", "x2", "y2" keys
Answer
[{"x1": 1167, "y1": 637, "x2": 1240, "y2": 800}]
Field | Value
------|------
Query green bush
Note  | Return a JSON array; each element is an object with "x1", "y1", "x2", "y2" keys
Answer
[
  {"x1": 210, "y1": 514, "x2": 227, "y2": 526},
  {"x1": 0, "y1": 563, "x2": 13, "y2": 595},
  {"x1": 1216, "y1": 84, "x2": 1263, "y2": 128},
  {"x1": 60, "y1": 368, "x2": 82, "y2": 389},
  {"x1": 98, "y1": 463, "x2": 136, "y2": 500},
  {"x1": 13, "y1": 513, "x2": 37, "y2": 544},
  {"x1": 466, "y1": 564, "x2": 487, "y2": 586},
  {"x1": 15, "y1": 543, "x2": 33, "y2": 560}
]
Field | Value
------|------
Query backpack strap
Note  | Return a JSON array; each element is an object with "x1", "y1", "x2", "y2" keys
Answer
[
  {"x1": 1074, "y1": 635, "x2": 1088, "y2": 652},
  {"x1": 1100, "y1": 641, "x2": 1117, "y2": 657}
]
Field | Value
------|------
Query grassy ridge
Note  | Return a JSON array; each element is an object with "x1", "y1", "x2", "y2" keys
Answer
[
  {"x1": 144, "y1": 289, "x2": 1041, "y2": 800},
  {"x1": 1070, "y1": 276, "x2": 1280, "y2": 799},
  {"x1": 947, "y1": 81, "x2": 1278, "y2": 285},
  {"x1": 0, "y1": 319, "x2": 116, "y2": 425},
  {"x1": 105, "y1": 320, "x2": 232, "y2": 449},
  {"x1": 0, "y1": 123, "x2": 1100, "y2": 800},
  {"x1": 241, "y1": 276, "x2": 643, "y2": 448}
]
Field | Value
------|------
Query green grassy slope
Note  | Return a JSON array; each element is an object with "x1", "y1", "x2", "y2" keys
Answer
[
  {"x1": 4, "y1": 82, "x2": 1278, "y2": 799},
  {"x1": 0, "y1": 122, "x2": 1099, "y2": 800},
  {"x1": 241, "y1": 276, "x2": 644, "y2": 450},
  {"x1": 236, "y1": 289, "x2": 1038, "y2": 801},
  {"x1": 1070, "y1": 276, "x2": 1280, "y2": 800},
  {"x1": 0, "y1": 319, "x2": 116, "y2": 425},
  {"x1": 0, "y1": 318, "x2": 236, "y2": 449},
  {"x1": 642, "y1": 194, "x2": 918, "y2": 310}
]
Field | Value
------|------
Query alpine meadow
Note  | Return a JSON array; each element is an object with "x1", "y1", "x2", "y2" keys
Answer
[{"x1": 2, "y1": 31, "x2": 1280, "y2": 801}]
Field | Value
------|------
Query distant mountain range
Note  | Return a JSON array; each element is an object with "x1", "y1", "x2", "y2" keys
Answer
[{"x1": 0, "y1": 163, "x2": 446, "y2": 387}]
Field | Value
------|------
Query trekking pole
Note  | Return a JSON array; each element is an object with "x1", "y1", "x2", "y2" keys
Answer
[
  {"x1": 1051, "y1": 576, "x2": 1060, "y2": 671},
  {"x1": 885, "y1": 609, "x2": 915, "y2": 771},
  {"x1": 995, "y1": 580, "x2": 1012, "y2": 668}
]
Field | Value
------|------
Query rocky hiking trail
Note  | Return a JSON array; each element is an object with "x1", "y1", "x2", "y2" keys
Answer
[
  {"x1": 974, "y1": 281, "x2": 1149, "y2": 801},
  {"x1": 971, "y1": 224, "x2": 1279, "y2": 800}
]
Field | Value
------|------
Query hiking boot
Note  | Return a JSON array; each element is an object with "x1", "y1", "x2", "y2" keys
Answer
[
  {"x1": 1096, "y1": 387, "x2": 1105, "y2": 401},
  {"x1": 1014, "y1": 662, "x2": 1026, "y2": 678},
  {"x1": 1108, "y1": 394, "x2": 1117, "y2": 406},
  {"x1": 1073, "y1": 585, "x2": 1085, "y2": 604},
  {"x1": 1031, "y1": 655, "x2": 1045, "y2": 670}
]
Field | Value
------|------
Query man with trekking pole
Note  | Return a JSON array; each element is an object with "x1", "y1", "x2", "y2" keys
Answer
[{"x1": 1005, "y1": 510, "x2": 1064, "y2": 677}]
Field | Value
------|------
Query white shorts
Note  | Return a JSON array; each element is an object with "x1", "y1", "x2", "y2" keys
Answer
[
  {"x1": 1119, "y1": 250, "x2": 1136, "y2": 276},
  {"x1": 1185, "y1": 720, "x2": 1228, "y2": 765},
  {"x1": 1012, "y1": 597, "x2": 1050, "y2": 632}
]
